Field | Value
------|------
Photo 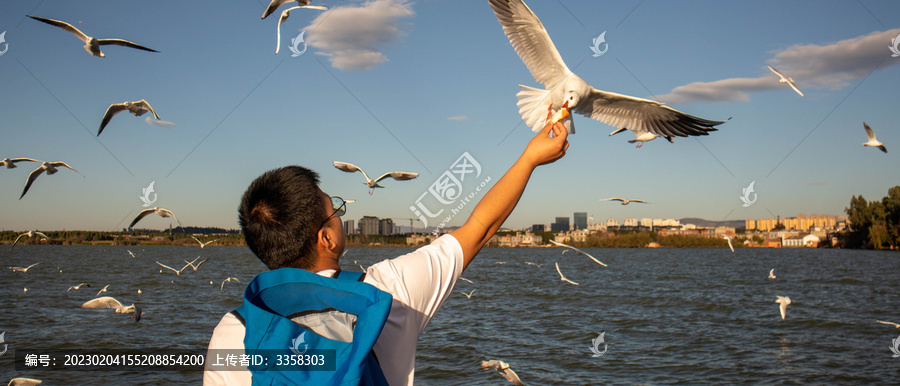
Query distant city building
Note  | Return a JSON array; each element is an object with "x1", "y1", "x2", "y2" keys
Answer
[
  {"x1": 379, "y1": 218, "x2": 394, "y2": 236},
  {"x1": 605, "y1": 218, "x2": 620, "y2": 228},
  {"x1": 551, "y1": 217, "x2": 570, "y2": 231},
  {"x1": 640, "y1": 218, "x2": 653, "y2": 229},
  {"x1": 746, "y1": 214, "x2": 840, "y2": 232},
  {"x1": 623, "y1": 218, "x2": 638, "y2": 228},
  {"x1": 532, "y1": 224, "x2": 545, "y2": 232},
  {"x1": 343, "y1": 220, "x2": 355, "y2": 234},
  {"x1": 359, "y1": 216, "x2": 379, "y2": 235},
  {"x1": 574, "y1": 212, "x2": 587, "y2": 230}
]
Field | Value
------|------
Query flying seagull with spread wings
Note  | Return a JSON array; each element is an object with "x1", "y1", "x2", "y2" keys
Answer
[
  {"x1": 261, "y1": 0, "x2": 327, "y2": 19},
  {"x1": 129, "y1": 207, "x2": 182, "y2": 229},
  {"x1": 600, "y1": 197, "x2": 649, "y2": 205},
  {"x1": 191, "y1": 236, "x2": 219, "y2": 248},
  {"x1": 9, "y1": 231, "x2": 49, "y2": 251},
  {"x1": 767, "y1": 65, "x2": 804, "y2": 97},
  {"x1": 27, "y1": 15, "x2": 159, "y2": 57},
  {"x1": 862, "y1": 122, "x2": 887, "y2": 153},
  {"x1": 481, "y1": 360, "x2": 525, "y2": 386},
  {"x1": 98, "y1": 100, "x2": 161, "y2": 136},
  {"x1": 1, "y1": 158, "x2": 39, "y2": 169},
  {"x1": 549, "y1": 240, "x2": 607, "y2": 267},
  {"x1": 488, "y1": 0, "x2": 727, "y2": 144},
  {"x1": 333, "y1": 161, "x2": 419, "y2": 195},
  {"x1": 20, "y1": 161, "x2": 82, "y2": 199},
  {"x1": 554, "y1": 262, "x2": 579, "y2": 285}
]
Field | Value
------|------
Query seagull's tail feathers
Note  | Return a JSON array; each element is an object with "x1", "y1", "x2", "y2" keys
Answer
[{"x1": 516, "y1": 85, "x2": 553, "y2": 133}]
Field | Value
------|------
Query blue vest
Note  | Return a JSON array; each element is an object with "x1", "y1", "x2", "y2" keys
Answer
[{"x1": 234, "y1": 268, "x2": 393, "y2": 385}]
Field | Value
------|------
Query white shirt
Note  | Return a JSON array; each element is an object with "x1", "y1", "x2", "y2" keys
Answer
[{"x1": 204, "y1": 234, "x2": 464, "y2": 385}]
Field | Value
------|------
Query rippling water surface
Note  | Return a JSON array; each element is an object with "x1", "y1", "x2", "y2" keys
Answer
[{"x1": 2, "y1": 245, "x2": 899, "y2": 384}]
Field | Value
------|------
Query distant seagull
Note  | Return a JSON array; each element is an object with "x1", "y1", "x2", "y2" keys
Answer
[
  {"x1": 555, "y1": 262, "x2": 579, "y2": 285},
  {"x1": 20, "y1": 161, "x2": 82, "y2": 200},
  {"x1": 156, "y1": 261, "x2": 190, "y2": 276},
  {"x1": 0, "y1": 158, "x2": 39, "y2": 169},
  {"x1": 66, "y1": 283, "x2": 91, "y2": 292},
  {"x1": 333, "y1": 161, "x2": 419, "y2": 195},
  {"x1": 98, "y1": 100, "x2": 161, "y2": 136},
  {"x1": 8, "y1": 262, "x2": 41, "y2": 272},
  {"x1": 7, "y1": 378, "x2": 43, "y2": 386},
  {"x1": 127, "y1": 250, "x2": 136, "y2": 258},
  {"x1": 183, "y1": 256, "x2": 210, "y2": 271},
  {"x1": 137, "y1": 289, "x2": 142, "y2": 294},
  {"x1": 456, "y1": 289, "x2": 477, "y2": 299},
  {"x1": 96, "y1": 284, "x2": 110, "y2": 297},
  {"x1": 767, "y1": 65, "x2": 804, "y2": 97},
  {"x1": 261, "y1": 0, "x2": 327, "y2": 19},
  {"x1": 191, "y1": 236, "x2": 219, "y2": 248},
  {"x1": 722, "y1": 234, "x2": 735, "y2": 253},
  {"x1": 524, "y1": 262, "x2": 543, "y2": 268},
  {"x1": 775, "y1": 296, "x2": 791, "y2": 320},
  {"x1": 600, "y1": 197, "x2": 649, "y2": 205},
  {"x1": 9, "y1": 231, "x2": 49, "y2": 251},
  {"x1": 129, "y1": 207, "x2": 182, "y2": 229},
  {"x1": 876, "y1": 320, "x2": 900, "y2": 328},
  {"x1": 488, "y1": 0, "x2": 727, "y2": 140},
  {"x1": 862, "y1": 122, "x2": 887, "y2": 153},
  {"x1": 459, "y1": 277, "x2": 474, "y2": 284},
  {"x1": 220, "y1": 277, "x2": 240, "y2": 291},
  {"x1": 27, "y1": 15, "x2": 159, "y2": 58},
  {"x1": 768, "y1": 269, "x2": 776, "y2": 279},
  {"x1": 610, "y1": 127, "x2": 674, "y2": 148},
  {"x1": 481, "y1": 360, "x2": 525, "y2": 386},
  {"x1": 550, "y1": 240, "x2": 607, "y2": 267}
]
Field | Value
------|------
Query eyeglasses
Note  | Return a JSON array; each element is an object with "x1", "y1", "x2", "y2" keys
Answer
[{"x1": 319, "y1": 196, "x2": 347, "y2": 229}]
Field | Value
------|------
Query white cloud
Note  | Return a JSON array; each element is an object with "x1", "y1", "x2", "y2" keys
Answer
[
  {"x1": 303, "y1": 0, "x2": 414, "y2": 71},
  {"x1": 447, "y1": 115, "x2": 468, "y2": 121},
  {"x1": 656, "y1": 29, "x2": 900, "y2": 105}
]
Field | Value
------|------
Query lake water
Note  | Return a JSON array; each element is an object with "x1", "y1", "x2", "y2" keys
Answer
[{"x1": 2, "y1": 245, "x2": 899, "y2": 384}]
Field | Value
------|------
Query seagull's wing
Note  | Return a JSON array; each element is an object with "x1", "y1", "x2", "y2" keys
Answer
[
  {"x1": 26, "y1": 262, "x2": 41, "y2": 270},
  {"x1": 10, "y1": 158, "x2": 40, "y2": 164},
  {"x1": 96, "y1": 39, "x2": 159, "y2": 53},
  {"x1": 129, "y1": 208, "x2": 156, "y2": 228},
  {"x1": 333, "y1": 161, "x2": 372, "y2": 180},
  {"x1": 135, "y1": 100, "x2": 161, "y2": 120},
  {"x1": 34, "y1": 232, "x2": 48, "y2": 239},
  {"x1": 864, "y1": 122, "x2": 878, "y2": 142},
  {"x1": 48, "y1": 161, "x2": 80, "y2": 175},
  {"x1": 548, "y1": 239, "x2": 575, "y2": 251},
  {"x1": 488, "y1": 0, "x2": 572, "y2": 88},
  {"x1": 500, "y1": 368, "x2": 525, "y2": 386},
  {"x1": 779, "y1": 301, "x2": 787, "y2": 319},
  {"x1": 262, "y1": 0, "x2": 295, "y2": 19},
  {"x1": 767, "y1": 65, "x2": 786, "y2": 80},
  {"x1": 191, "y1": 236, "x2": 202, "y2": 245},
  {"x1": 555, "y1": 262, "x2": 579, "y2": 285},
  {"x1": 155, "y1": 261, "x2": 179, "y2": 273},
  {"x1": 27, "y1": 15, "x2": 90, "y2": 43},
  {"x1": 99, "y1": 103, "x2": 128, "y2": 136},
  {"x1": 82, "y1": 296, "x2": 123, "y2": 309},
  {"x1": 375, "y1": 172, "x2": 419, "y2": 183},
  {"x1": 194, "y1": 258, "x2": 210, "y2": 269},
  {"x1": 11, "y1": 233, "x2": 28, "y2": 247},
  {"x1": 877, "y1": 320, "x2": 900, "y2": 328},
  {"x1": 276, "y1": 7, "x2": 294, "y2": 54},
  {"x1": 20, "y1": 164, "x2": 47, "y2": 199},
  {"x1": 575, "y1": 89, "x2": 728, "y2": 138},
  {"x1": 769, "y1": 269, "x2": 775, "y2": 276},
  {"x1": 160, "y1": 208, "x2": 183, "y2": 227},
  {"x1": 7, "y1": 377, "x2": 44, "y2": 386},
  {"x1": 786, "y1": 80, "x2": 804, "y2": 97},
  {"x1": 579, "y1": 250, "x2": 607, "y2": 267},
  {"x1": 601, "y1": 198, "x2": 625, "y2": 202},
  {"x1": 630, "y1": 199, "x2": 649, "y2": 204}
]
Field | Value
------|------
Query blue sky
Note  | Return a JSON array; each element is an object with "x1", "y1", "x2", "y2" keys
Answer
[{"x1": 1, "y1": 0, "x2": 899, "y2": 232}]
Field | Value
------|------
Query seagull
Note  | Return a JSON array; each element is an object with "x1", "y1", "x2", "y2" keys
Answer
[
  {"x1": 220, "y1": 277, "x2": 240, "y2": 291},
  {"x1": 129, "y1": 207, "x2": 182, "y2": 229},
  {"x1": 775, "y1": 296, "x2": 791, "y2": 320},
  {"x1": 98, "y1": 100, "x2": 161, "y2": 136},
  {"x1": 191, "y1": 236, "x2": 219, "y2": 248},
  {"x1": 66, "y1": 283, "x2": 91, "y2": 292},
  {"x1": 27, "y1": 15, "x2": 159, "y2": 58},
  {"x1": 488, "y1": 0, "x2": 727, "y2": 141},
  {"x1": 81, "y1": 296, "x2": 139, "y2": 315},
  {"x1": 275, "y1": 6, "x2": 325, "y2": 54},
  {"x1": 261, "y1": 0, "x2": 327, "y2": 19},
  {"x1": 156, "y1": 261, "x2": 190, "y2": 276},
  {"x1": 862, "y1": 122, "x2": 887, "y2": 153},
  {"x1": 768, "y1": 269, "x2": 776, "y2": 279},
  {"x1": 9, "y1": 231, "x2": 49, "y2": 251},
  {"x1": 8, "y1": 262, "x2": 42, "y2": 272},
  {"x1": 127, "y1": 250, "x2": 136, "y2": 258},
  {"x1": 7, "y1": 378, "x2": 43, "y2": 386},
  {"x1": 524, "y1": 262, "x2": 543, "y2": 268},
  {"x1": 458, "y1": 277, "x2": 474, "y2": 284},
  {"x1": 767, "y1": 65, "x2": 804, "y2": 97},
  {"x1": 96, "y1": 284, "x2": 110, "y2": 297},
  {"x1": 20, "y1": 161, "x2": 82, "y2": 199},
  {"x1": 333, "y1": 161, "x2": 419, "y2": 195},
  {"x1": 554, "y1": 262, "x2": 579, "y2": 285},
  {"x1": 481, "y1": 360, "x2": 525, "y2": 386},
  {"x1": 722, "y1": 234, "x2": 735, "y2": 253},
  {"x1": 600, "y1": 198, "x2": 649, "y2": 206},
  {"x1": 0, "y1": 158, "x2": 39, "y2": 169},
  {"x1": 876, "y1": 320, "x2": 900, "y2": 328},
  {"x1": 456, "y1": 289, "x2": 477, "y2": 299},
  {"x1": 183, "y1": 256, "x2": 210, "y2": 271},
  {"x1": 549, "y1": 240, "x2": 607, "y2": 267}
]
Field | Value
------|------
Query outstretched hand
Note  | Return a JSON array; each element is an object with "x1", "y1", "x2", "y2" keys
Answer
[{"x1": 521, "y1": 121, "x2": 569, "y2": 168}]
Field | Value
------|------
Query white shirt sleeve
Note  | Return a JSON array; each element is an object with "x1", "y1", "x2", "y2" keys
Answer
[{"x1": 203, "y1": 313, "x2": 250, "y2": 386}]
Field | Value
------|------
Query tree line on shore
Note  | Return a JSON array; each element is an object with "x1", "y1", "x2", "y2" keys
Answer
[{"x1": 845, "y1": 186, "x2": 900, "y2": 250}]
